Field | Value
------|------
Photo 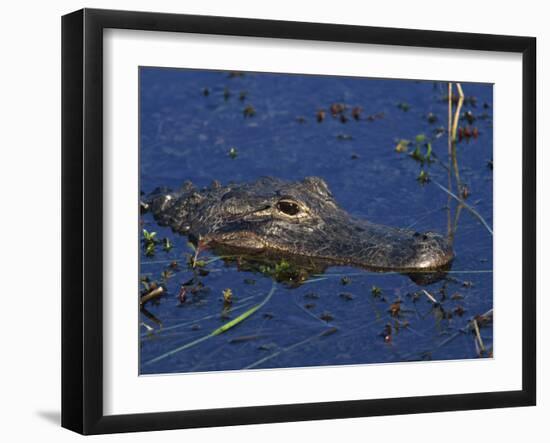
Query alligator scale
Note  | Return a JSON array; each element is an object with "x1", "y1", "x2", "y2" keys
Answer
[{"x1": 143, "y1": 176, "x2": 453, "y2": 278}]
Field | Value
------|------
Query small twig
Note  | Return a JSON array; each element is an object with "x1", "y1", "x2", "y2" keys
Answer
[
  {"x1": 472, "y1": 318, "x2": 486, "y2": 354},
  {"x1": 451, "y1": 84, "x2": 465, "y2": 141},
  {"x1": 140, "y1": 322, "x2": 154, "y2": 333},
  {"x1": 447, "y1": 83, "x2": 453, "y2": 190},
  {"x1": 450, "y1": 83, "x2": 465, "y2": 189},
  {"x1": 421, "y1": 289, "x2": 438, "y2": 304},
  {"x1": 301, "y1": 277, "x2": 329, "y2": 284},
  {"x1": 140, "y1": 286, "x2": 164, "y2": 306},
  {"x1": 192, "y1": 243, "x2": 201, "y2": 268},
  {"x1": 447, "y1": 83, "x2": 453, "y2": 237},
  {"x1": 448, "y1": 83, "x2": 452, "y2": 161}
]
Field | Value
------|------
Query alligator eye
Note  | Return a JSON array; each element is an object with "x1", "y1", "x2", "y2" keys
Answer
[{"x1": 276, "y1": 200, "x2": 301, "y2": 216}]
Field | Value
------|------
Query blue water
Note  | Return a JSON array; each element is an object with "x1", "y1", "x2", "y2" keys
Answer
[{"x1": 139, "y1": 67, "x2": 493, "y2": 374}]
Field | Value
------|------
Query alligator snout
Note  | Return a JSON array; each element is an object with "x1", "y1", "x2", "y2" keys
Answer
[
  {"x1": 408, "y1": 231, "x2": 454, "y2": 269},
  {"x1": 321, "y1": 217, "x2": 454, "y2": 272}
]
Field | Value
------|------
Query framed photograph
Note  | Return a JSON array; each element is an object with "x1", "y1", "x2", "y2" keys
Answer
[{"x1": 62, "y1": 8, "x2": 536, "y2": 435}]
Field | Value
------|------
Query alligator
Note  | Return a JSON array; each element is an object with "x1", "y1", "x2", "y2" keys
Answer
[{"x1": 143, "y1": 176, "x2": 453, "y2": 282}]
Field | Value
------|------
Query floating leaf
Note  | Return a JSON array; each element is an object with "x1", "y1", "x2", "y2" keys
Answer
[
  {"x1": 228, "y1": 147, "x2": 238, "y2": 159},
  {"x1": 243, "y1": 105, "x2": 256, "y2": 117},
  {"x1": 162, "y1": 237, "x2": 173, "y2": 252},
  {"x1": 417, "y1": 170, "x2": 430, "y2": 184},
  {"x1": 222, "y1": 288, "x2": 233, "y2": 304},
  {"x1": 371, "y1": 286, "x2": 382, "y2": 297},
  {"x1": 397, "y1": 102, "x2": 410, "y2": 111},
  {"x1": 395, "y1": 139, "x2": 410, "y2": 153}
]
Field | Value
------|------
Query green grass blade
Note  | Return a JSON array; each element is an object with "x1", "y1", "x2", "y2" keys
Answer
[
  {"x1": 211, "y1": 305, "x2": 262, "y2": 336},
  {"x1": 212, "y1": 281, "x2": 277, "y2": 336}
]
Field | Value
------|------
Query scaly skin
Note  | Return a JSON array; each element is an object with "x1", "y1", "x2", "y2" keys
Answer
[{"x1": 145, "y1": 176, "x2": 453, "y2": 272}]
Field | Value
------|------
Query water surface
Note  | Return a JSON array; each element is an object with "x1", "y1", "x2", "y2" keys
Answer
[{"x1": 139, "y1": 68, "x2": 493, "y2": 374}]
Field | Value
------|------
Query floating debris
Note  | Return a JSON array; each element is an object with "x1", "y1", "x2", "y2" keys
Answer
[
  {"x1": 389, "y1": 301, "x2": 401, "y2": 317},
  {"x1": 395, "y1": 139, "x2": 410, "y2": 153},
  {"x1": 417, "y1": 170, "x2": 430, "y2": 184},
  {"x1": 160, "y1": 270, "x2": 173, "y2": 282},
  {"x1": 427, "y1": 112, "x2": 438, "y2": 123},
  {"x1": 382, "y1": 323, "x2": 392, "y2": 343},
  {"x1": 177, "y1": 285, "x2": 187, "y2": 304},
  {"x1": 222, "y1": 288, "x2": 233, "y2": 304},
  {"x1": 140, "y1": 285, "x2": 164, "y2": 306},
  {"x1": 397, "y1": 102, "x2": 410, "y2": 112},
  {"x1": 316, "y1": 109, "x2": 326, "y2": 122},
  {"x1": 336, "y1": 134, "x2": 353, "y2": 141},
  {"x1": 421, "y1": 289, "x2": 438, "y2": 304},
  {"x1": 352, "y1": 106, "x2": 363, "y2": 120},
  {"x1": 366, "y1": 112, "x2": 385, "y2": 122},
  {"x1": 320, "y1": 327, "x2": 339, "y2": 337},
  {"x1": 433, "y1": 126, "x2": 446, "y2": 138},
  {"x1": 340, "y1": 276, "x2": 351, "y2": 285},
  {"x1": 330, "y1": 103, "x2": 345, "y2": 116},
  {"x1": 457, "y1": 126, "x2": 479, "y2": 141},
  {"x1": 228, "y1": 147, "x2": 238, "y2": 159},
  {"x1": 444, "y1": 94, "x2": 477, "y2": 107},
  {"x1": 243, "y1": 105, "x2": 256, "y2": 117},
  {"x1": 462, "y1": 110, "x2": 476, "y2": 124},
  {"x1": 229, "y1": 335, "x2": 262, "y2": 344},
  {"x1": 339, "y1": 292, "x2": 354, "y2": 301},
  {"x1": 453, "y1": 306, "x2": 466, "y2": 317},
  {"x1": 162, "y1": 237, "x2": 172, "y2": 252}
]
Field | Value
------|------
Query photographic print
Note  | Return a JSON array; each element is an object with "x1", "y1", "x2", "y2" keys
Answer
[{"x1": 138, "y1": 67, "x2": 493, "y2": 375}]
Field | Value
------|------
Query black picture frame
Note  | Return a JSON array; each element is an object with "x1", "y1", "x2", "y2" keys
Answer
[{"x1": 61, "y1": 8, "x2": 536, "y2": 435}]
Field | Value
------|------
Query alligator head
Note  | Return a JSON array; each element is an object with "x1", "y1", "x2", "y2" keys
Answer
[{"x1": 144, "y1": 176, "x2": 453, "y2": 279}]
